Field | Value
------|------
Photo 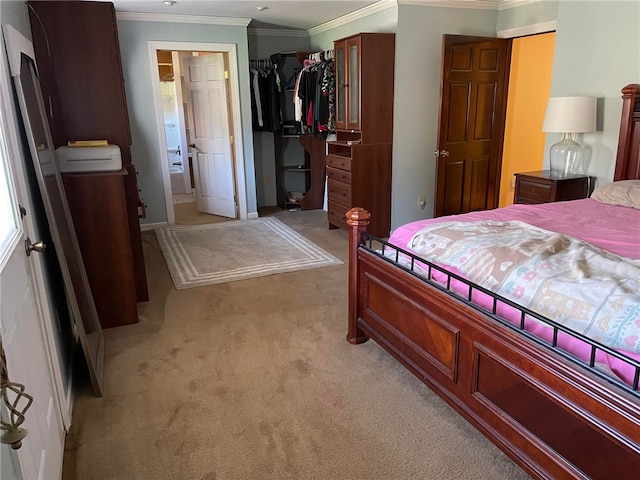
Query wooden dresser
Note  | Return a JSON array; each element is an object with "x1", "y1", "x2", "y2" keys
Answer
[
  {"x1": 326, "y1": 33, "x2": 395, "y2": 238},
  {"x1": 28, "y1": 1, "x2": 148, "y2": 328},
  {"x1": 514, "y1": 170, "x2": 595, "y2": 205}
]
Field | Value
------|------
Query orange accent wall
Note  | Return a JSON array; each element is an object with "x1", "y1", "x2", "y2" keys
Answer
[{"x1": 499, "y1": 32, "x2": 556, "y2": 207}]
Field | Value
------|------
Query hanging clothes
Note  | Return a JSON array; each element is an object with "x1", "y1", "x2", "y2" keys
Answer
[
  {"x1": 250, "y1": 67, "x2": 264, "y2": 128},
  {"x1": 257, "y1": 52, "x2": 335, "y2": 136},
  {"x1": 249, "y1": 60, "x2": 280, "y2": 132},
  {"x1": 294, "y1": 55, "x2": 335, "y2": 137},
  {"x1": 319, "y1": 59, "x2": 335, "y2": 133}
]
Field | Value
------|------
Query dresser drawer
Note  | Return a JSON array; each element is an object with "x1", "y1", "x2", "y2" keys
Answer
[
  {"x1": 327, "y1": 201, "x2": 349, "y2": 228},
  {"x1": 326, "y1": 154, "x2": 352, "y2": 171},
  {"x1": 327, "y1": 178, "x2": 352, "y2": 206},
  {"x1": 516, "y1": 179, "x2": 553, "y2": 204},
  {"x1": 327, "y1": 166, "x2": 352, "y2": 184}
]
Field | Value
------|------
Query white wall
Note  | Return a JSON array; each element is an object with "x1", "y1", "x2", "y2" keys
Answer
[
  {"x1": 391, "y1": 5, "x2": 497, "y2": 229},
  {"x1": 544, "y1": 0, "x2": 640, "y2": 185},
  {"x1": 309, "y1": 4, "x2": 398, "y2": 51},
  {"x1": 497, "y1": 0, "x2": 558, "y2": 31}
]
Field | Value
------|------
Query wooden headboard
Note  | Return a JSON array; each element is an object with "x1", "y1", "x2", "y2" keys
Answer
[{"x1": 614, "y1": 83, "x2": 640, "y2": 180}]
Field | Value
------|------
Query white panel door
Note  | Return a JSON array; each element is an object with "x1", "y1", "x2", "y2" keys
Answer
[
  {"x1": 183, "y1": 53, "x2": 236, "y2": 218},
  {"x1": 0, "y1": 231, "x2": 64, "y2": 480},
  {"x1": 0, "y1": 76, "x2": 63, "y2": 480}
]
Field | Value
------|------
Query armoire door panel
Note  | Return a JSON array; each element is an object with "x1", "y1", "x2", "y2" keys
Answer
[
  {"x1": 334, "y1": 41, "x2": 346, "y2": 129},
  {"x1": 27, "y1": 1, "x2": 132, "y2": 162},
  {"x1": 346, "y1": 36, "x2": 361, "y2": 131}
]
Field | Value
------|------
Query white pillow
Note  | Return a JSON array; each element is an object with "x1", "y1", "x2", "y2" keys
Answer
[{"x1": 590, "y1": 180, "x2": 640, "y2": 209}]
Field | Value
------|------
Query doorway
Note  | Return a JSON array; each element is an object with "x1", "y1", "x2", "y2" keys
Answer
[
  {"x1": 499, "y1": 32, "x2": 555, "y2": 207},
  {"x1": 435, "y1": 35, "x2": 511, "y2": 217},
  {"x1": 434, "y1": 30, "x2": 555, "y2": 216},
  {"x1": 148, "y1": 41, "x2": 247, "y2": 226}
]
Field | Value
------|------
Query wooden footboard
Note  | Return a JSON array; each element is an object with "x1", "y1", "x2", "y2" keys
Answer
[{"x1": 346, "y1": 209, "x2": 640, "y2": 480}]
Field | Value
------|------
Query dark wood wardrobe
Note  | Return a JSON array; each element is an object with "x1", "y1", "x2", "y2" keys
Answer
[
  {"x1": 326, "y1": 33, "x2": 395, "y2": 238},
  {"x1": 28, "y1": 0, "x2": 148, "y2": 328}
]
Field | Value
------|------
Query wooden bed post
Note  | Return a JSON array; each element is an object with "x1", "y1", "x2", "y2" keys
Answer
[
  {"x1": 346, "y1": 208, "x2": 370, "y2": 345},
  {"x1": 615, "y1": 84, "x2": 640, "y2": 181}
]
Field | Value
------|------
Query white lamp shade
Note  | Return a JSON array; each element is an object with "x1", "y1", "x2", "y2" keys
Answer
[{"x1": 542, "y1": 96, "x2": 596, "y2": 133}]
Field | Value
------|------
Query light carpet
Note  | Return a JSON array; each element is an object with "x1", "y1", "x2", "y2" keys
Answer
[
  {"x1": 156, "y1": 216, "x2": 343, "y2": 289},
  {"x1": 172, "y1": 193, "x2": 196, "y2": 204},
  {"x1": 63, "y1": 210, "x2": 528, "y2": 480}
]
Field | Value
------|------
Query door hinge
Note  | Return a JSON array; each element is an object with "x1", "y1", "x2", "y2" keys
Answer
[
  {"x1": 229, "y1": 135, "x2": 234, "y2": 144},
  {"x1": 224, "y1": 70, "x2": 230, "y2": 80}
]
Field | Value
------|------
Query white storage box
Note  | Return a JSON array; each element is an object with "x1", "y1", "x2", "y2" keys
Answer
[{"x1": 56, "y1": 145, "x2": 122, "y2": 173}]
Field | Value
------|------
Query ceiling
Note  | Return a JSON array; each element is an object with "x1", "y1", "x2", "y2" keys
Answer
[{"x1": 110, "y1": 0, "x2": 384, "y2": 31}]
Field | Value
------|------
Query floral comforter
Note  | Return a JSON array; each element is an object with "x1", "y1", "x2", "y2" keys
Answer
[{"x1": 409, "y1": 220, "x2": 640, "y2": 354}]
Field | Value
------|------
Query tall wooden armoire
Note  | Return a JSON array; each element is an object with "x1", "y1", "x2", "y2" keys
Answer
[
  {"x1": 28, "y1": 0, "x2": 148, "y2": 328},
  {"x1": 326, "y1": 33, "x2": 395, "y2": 238}
]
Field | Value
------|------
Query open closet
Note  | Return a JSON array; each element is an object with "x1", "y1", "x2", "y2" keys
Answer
[{"x1": 250, "y1": 50, "x2": 335, "y2": 211}]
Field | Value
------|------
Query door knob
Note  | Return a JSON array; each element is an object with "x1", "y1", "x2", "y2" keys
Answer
[
  {"x1": 437, "y1": 149, "x2": 449, "y2": 157},
  {"x1": 188, "y1": 143, "x2": 196, "y2": 149},
  {"x1": 24, "y1": 237, "x2": 46, "y2": 257}
]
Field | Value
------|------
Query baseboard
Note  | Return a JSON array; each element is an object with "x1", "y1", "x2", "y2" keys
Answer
[
  {"x1": 247, "y1": 212, "x2": 259, "y2": 219},
  {"x1": 140, "y1": 221, "x2": 168, "y2": 231}
]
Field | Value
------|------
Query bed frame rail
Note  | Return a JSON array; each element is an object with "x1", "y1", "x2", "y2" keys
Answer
[
  {"x1": 359, "y1": 229, "x2": 640, "y2": 394},
  {"x1": 346, "y1": 208, "x2": 640, "y2": 480}
]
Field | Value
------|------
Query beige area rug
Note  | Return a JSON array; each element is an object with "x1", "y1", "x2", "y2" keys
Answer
[{"x1": 155, "y1": 217, "x2": 343, "y2": 289}]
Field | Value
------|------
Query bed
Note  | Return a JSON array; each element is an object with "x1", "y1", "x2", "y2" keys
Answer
[{"x1": 346, "y1": 84, "x2": 640, "y2": 480}]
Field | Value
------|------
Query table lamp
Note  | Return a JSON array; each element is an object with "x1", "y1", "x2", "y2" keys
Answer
[{"x1": 542, "y1": 96, "x2": 596, "y2": 175}]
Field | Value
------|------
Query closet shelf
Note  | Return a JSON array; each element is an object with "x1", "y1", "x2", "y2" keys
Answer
[{"x1": 282, "y1": 165, "x2": 310, "y2": 171}]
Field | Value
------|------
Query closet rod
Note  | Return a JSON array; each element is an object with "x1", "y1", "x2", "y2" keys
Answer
[
  {"x1": 249, "y1": 59, "x2": 273, "y2": 69},
  {"x1": 308, "y1": 49, "x2": 334, "y2": 62}
]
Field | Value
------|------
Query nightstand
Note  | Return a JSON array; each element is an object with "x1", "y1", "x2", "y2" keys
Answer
[{"x1": 513, "y1": 170, "x2": 595, "y2": 205}]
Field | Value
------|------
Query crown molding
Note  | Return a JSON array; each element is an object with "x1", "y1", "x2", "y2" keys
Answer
[
  {"x1": 116, "y1": 12, "x2": 251, "y2": 26},
  {"x1": 308, "y1": 0, "x2": 397, "y2": 36},
  {"x1": 399, "y1": 0, "x2": 500, "y2": 10},
  {"x1": 248, "y1": 28, "x2": 308, "y2": 38},
  {"x1": 498, "y1": 0, "x2": 542, "y2": 11},
  {"x1": 497, "y1": 19, "x2": 556, "y2": 38}
]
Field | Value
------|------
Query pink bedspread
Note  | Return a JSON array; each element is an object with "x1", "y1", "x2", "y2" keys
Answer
[
  {"x1": 391, "y1": 199, "x2": 640, "y2": 261},
  {"x1": 387, "y1": 199, "x2": 640, "y2": 386}
]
